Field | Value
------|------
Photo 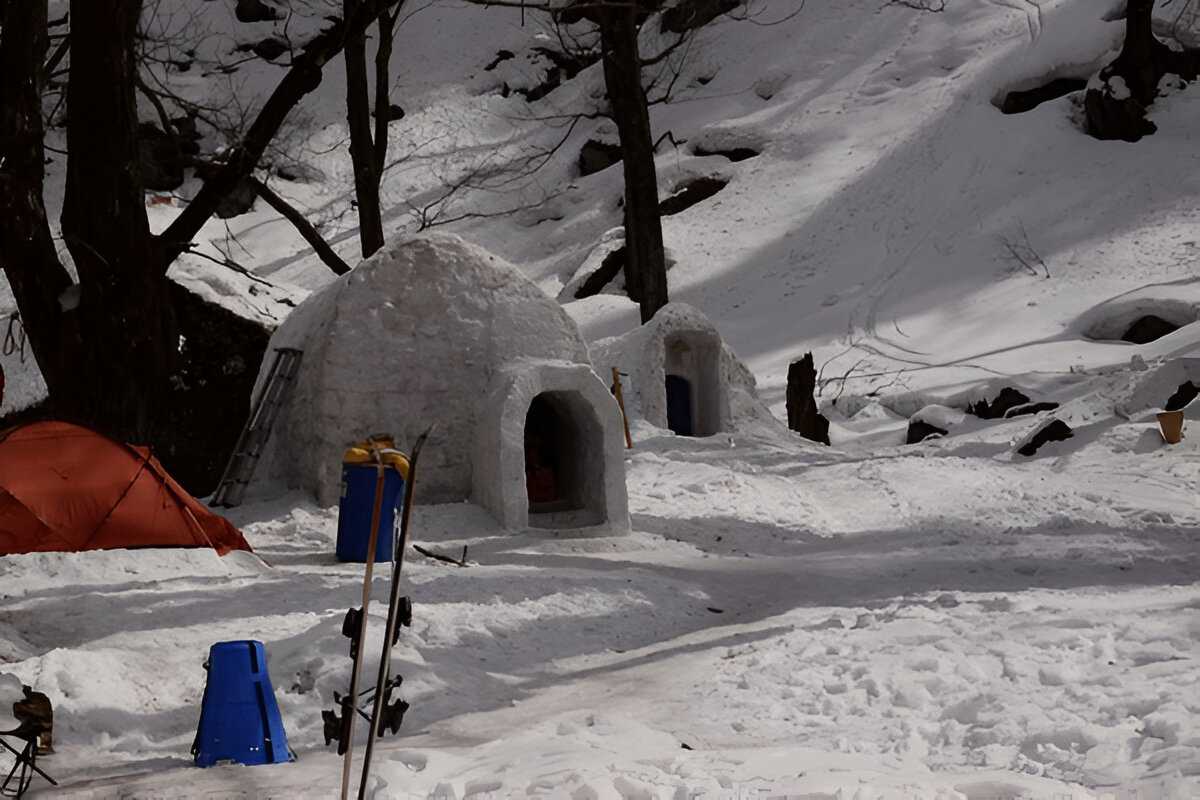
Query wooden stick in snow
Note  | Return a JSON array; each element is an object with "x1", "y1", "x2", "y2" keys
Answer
[
  {"x1": 412, "y1": 544, "x2": 468, "y2": 567},
  {"x1": 611, "y1": 366, "x2": 633, "y2": 449}
]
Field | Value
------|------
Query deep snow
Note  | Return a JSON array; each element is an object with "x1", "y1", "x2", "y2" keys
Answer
[{"x1": 1, "y1": 0, "x2": 1198, "y2": 798}]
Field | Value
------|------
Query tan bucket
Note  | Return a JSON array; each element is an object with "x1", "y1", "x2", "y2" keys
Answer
[{"x1": 1157, "y1": 410, "x2": 1185, "y2": 444}]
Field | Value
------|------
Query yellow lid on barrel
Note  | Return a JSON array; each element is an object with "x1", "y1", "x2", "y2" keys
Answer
[{"x1": 342, "y1": 434, "x2": 411, "y2": 478}]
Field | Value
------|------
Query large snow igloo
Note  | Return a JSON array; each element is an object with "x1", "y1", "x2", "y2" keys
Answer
[
  {"x1": 253, "y1": 233, "x2": 629, "y2": 534},
  {"x1": 590, "y1": 303, "x2": 782, "y2": 437}
]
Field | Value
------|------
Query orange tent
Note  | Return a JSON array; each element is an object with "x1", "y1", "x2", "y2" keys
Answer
[{"x1": 0, "y1": 421, "x2": 252, "y2": 556}]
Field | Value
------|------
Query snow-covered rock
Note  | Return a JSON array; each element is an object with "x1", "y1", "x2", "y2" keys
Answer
[{"x1": 1114, "y1": 358, "x2": 1200, "y2": 418}]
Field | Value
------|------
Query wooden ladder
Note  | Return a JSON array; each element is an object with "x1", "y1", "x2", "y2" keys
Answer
[{"x1": 210, "y1": 347, "x2": 303, "y2": 508}]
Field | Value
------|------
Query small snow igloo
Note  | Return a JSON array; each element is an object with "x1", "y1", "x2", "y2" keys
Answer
[
  {"x1": 254, "y1": 233, "x2": 629, "y2": 534},
  {"x1": 591, "y1": 303, "x2": 781, "y2": 437}
]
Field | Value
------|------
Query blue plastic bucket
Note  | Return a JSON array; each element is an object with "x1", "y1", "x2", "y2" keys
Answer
[{"x1": 193, "y1": 640, "x2": 293, "y2": 768}]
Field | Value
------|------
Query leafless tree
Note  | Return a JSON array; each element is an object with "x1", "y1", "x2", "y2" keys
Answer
[
  {"x1": 1084, "y1": 0, "x2": 1200, "y2": 140},
  {"x1": 0, "y1": 0, "x2": 402, "y2": 492},
  {"x1": 471, "y1": 0, "x2": 754, "y2": 323},
  {"x1": 345, "y1": 0, "x2": 403, "y2": 257}
]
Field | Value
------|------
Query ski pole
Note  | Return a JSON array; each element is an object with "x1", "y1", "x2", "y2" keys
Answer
[
  {"x1": 358, "y1": 428, "x2": 431, "y2": 799},
  {"x1": 340, "y1": 446, "x2": 387, "y2": 800}
]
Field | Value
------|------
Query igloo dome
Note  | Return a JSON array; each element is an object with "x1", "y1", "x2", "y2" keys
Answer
[{"x1": 251, "y1": 233, "x2": 629, "y2": 534}]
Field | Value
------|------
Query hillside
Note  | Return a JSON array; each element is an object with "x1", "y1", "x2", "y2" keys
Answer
[{"x1": 0, "y1": 1, "x2": 1198, "y2": 798}]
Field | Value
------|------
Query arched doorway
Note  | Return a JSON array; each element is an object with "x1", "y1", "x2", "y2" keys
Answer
[
  {"x1": 525, "y1": 394, "x2": 566, "y2": 509},
  {"x1": 522, "y1": 390, "x2": 600, "y2": 527},
  {"x1": 663, "y1": 334, "x2": 721, "y2": 437},
  {"x1": 472, "y1": 361, "x2": 630, "y2": 534},
  {"x1": 665, "y1": 374, "x2": 693, "y2": 436}
]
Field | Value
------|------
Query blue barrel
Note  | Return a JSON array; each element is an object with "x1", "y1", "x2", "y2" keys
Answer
[
  {"x1": 336, "y1": 438, "x2": 409, "y2": 563},
  {"x1": 193, "y1": 640, "x2": 293, "y2": 768}
]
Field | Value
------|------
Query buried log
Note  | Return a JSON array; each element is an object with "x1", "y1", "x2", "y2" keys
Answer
[
  {"x1": 906, "y1": 419, "x2": 948, "y2": 445},
  {"x1": 579, "y1": 139, "x2": 622, "y2": 176},
  {"x1": 968, "y1": 386, "x2": 1059, "y2": 420},
  {"x1": 1004, "y1": 402, "x2": 1059, "y2": 418},
  {"x1": 235, "y1": 0, "x2": 279, "y2": 22},
  {"x1": 573, "y1": 245, "x2": 626, "y2": 299},
  {"x1": 658, "y1": 176, "x2": 728, "y2": 217},
  {"x1": 660, "y1": 0, "x2": 740, "y2": 33},
  {"x1": 968, "y1": 387, "x2": 1030, "y2": 419},
  {"x1": 998, "y1": 77, "x2": 1087, "y2": 115},
  {"x1": 1017, "y1": 419, "x2": 1073, "y2": 457},
  {"x1": 1165, "y1": 381, "x2": 1198, "y2": 412},
  {"x1": 693, "y1": 144, "x2": 760, "y2": 162}
]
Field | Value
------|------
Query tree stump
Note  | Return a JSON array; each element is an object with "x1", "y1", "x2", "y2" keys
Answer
[{"x1": 786, "y1": 353, "x2": 830, "y2": 446}]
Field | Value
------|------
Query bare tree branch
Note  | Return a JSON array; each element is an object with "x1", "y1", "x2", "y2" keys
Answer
[
  {"x1": 373, "y1": 5, "x2": 399, "y2": 175},
  {"x1": 995, "y1": 218, "x2": 1050, "y2": 279},
  {"x1": 42, "y1": 31, "x2": 70, "y2": 83},
  {"x1": 159, "y1": 0, "x2": 399, "y2": 263},
  {"x1": 181, "y1": 244, "x2": 276, "y2": 287},
  {"x1": 247, "y1": 176, "x2": 352, "y2": 275},
  {"x1": 136, "y1": 73, "x2": 176, "y2": 136}
]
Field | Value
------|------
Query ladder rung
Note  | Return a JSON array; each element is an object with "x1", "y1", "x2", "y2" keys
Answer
[{"x1": 211, "y1": 347, "x2": 304, "y2": 508}]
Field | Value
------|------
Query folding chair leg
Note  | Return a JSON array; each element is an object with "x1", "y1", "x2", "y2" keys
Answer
[
  {"x1": 0, "y1": 737, "x2": 31, "y2": 798},
  {"x1": 0, "y1": 735, "x2": 56, "y2": 798}
]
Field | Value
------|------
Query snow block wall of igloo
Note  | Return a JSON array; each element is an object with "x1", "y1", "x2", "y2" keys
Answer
[
  {"x1": 252, "y1": 233, "x2": 629, "y2": 534},
  {"x1": 589, "y1": 303, "x2": 784, "y2": 438}
]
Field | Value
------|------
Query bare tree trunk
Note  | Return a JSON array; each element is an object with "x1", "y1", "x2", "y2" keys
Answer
[
  {"x1": 373, "y1": 8, "x2": 398, "y2": 177},
  {"x1": 597, "y1": 2, "x2": 668, "y2": 324},
  {"x1": 59, "y1": 0, "x2": 177, "y2": 444},
  {"x1": 785, "y1": 353, "x2": 830, "y2": 446},
  {"x1": 1085, "y1": 0, "x2": 1200, "y2": 140},
  {"x1": 345, "y1": 0, "x2": 386, "y2": 257},
  {"x1": 2, "y1": 0, "x2": 401, "y2": 492},
  {"x1": 0, "y1": 0, "x2": 74, "y2": 393},
  {"x1": 1116, "y1": 0, "x2": 1165, "y2": 103}
]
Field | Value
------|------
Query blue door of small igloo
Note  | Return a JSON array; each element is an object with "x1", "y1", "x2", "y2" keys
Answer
[
  {"x1": 666, "y1": 374, "x2": 693, "y2": 436},
  {"x1": 193, "y1": 640, "x2": 293, "y2": 767}
]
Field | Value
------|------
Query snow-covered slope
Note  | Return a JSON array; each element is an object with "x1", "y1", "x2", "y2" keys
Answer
[{"x1": 1, "y1": 0, "x2": 1198, "y2": 797}]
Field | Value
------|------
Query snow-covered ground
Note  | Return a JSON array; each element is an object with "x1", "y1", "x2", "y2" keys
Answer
[
  {"x1": 4, "y1": 417, "x2": 1198, "y2": 799},
  {"x1": 2, "y1": 0, "x2": 1199, "y2": 797}
]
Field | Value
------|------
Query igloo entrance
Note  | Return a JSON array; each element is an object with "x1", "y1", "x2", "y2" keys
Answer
[
  {"x1": 587, "y1": 303, "x2": 785, "y2": 441},
  {"x1": 664, "y1": 333, "x2": 721, "y2": 437},
  {"x1": 523, "y1": 391, "x2": 599, "y2": 526},
  {"x1": 473, "y1": 360, "x2": 629, "y2": 534}
]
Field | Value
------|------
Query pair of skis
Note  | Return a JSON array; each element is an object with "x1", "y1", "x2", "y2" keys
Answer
[{"x1": 326, "y1": 428, "x2": 429, "y2": 800}]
